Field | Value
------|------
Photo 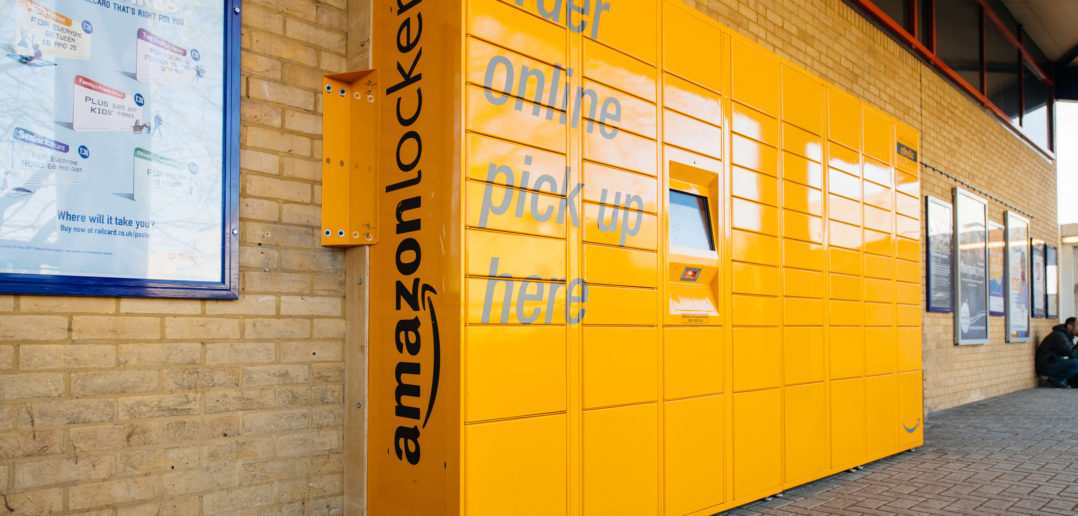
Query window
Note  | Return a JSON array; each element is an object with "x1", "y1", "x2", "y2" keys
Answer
[
  {"x1": 669, "y1": 190, "x2": 715, "y2": 251},
  {"x1": 1023, "y1": 64, "x2": 1051, "y2": 150},
  {"x1": 984, "y1": 21, "x2": 1020, "y2": 125},
  {"x1": 935, "y1": 0, "x2": 983, "y2": 92},
  {"x1": 875, "y1": 0, "x2": 911, "y2": 32}
]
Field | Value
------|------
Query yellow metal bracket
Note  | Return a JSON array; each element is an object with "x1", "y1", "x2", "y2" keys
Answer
[{"x1": 321, "y1": 69, "x2": 378, "y2": 247}]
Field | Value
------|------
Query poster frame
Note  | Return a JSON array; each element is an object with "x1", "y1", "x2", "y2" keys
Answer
[
  {"x1": 1031, "y1": 240, "x2": 1046, "y2": 318},
  {"x1": 1005, "y1": 211, "x2": 1031, "y2": 342},
  {"x1": 953, "y1": 188, "x2": 989, "y2": 345},
  {"x1": 0, "y1": 0, "x2": 242, "y2": 299},
  {"x1": 1046, "y1": 244, "x2": 1058, "y2": 319},
  {"x1": 987, "y1": 220, "x2": 1005, "y2": 316},
  {"x1": 925, "y1": 195, "x2": 953, "y2": 313}
]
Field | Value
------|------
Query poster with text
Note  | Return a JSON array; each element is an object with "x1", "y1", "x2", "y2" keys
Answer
[
  {"x1": 988, "y1": 221, "x2": 1005, "y2": 315},
  {"x1": 1046, "y1": 245, "x2": 1058, "y2": 319},
  {"x1": 1031, "y1": 241, "x2": 1046, "y2": 318},
  {"x1": 1005, "y1": 212, "x2": 1030, "y2": 342},
  {"x1": 0, "y1": 0, "x2": 234, "y2": 293},
  {"x1": 953, "y1": 188, "x2": 988, "y2": 345},
  {"x1": 926, "y1": 196, "x2": 953, "y2": 312}
]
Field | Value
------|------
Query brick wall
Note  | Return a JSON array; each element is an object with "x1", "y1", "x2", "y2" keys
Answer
[
  {"x1": 0, "y1": 1, "x2": 350, "y2": 513},
  {"x1": 682, "y1": 0, "x2": 1057, "y2": 411}
]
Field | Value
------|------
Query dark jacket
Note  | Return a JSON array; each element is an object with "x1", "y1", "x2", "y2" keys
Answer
[{"x1": 1035, "y1": 324, "x2": 1076, "y2": 374}]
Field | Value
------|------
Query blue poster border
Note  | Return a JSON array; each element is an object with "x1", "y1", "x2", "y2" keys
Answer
[
  {"x1": 0, "y1": 0, "x2": 241, "y2": 299},
  {"x1": 925, "y1": 196, "x2": 953, "y2": 313}
]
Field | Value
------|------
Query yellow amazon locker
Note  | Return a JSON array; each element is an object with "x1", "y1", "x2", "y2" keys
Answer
[{"x1": 323, "y1": 0, "x2": 924, "y2": 513}]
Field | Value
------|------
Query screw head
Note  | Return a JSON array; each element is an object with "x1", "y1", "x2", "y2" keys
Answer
[{"x1": 233, "y1": 6, "x2": 240, "y2": 14}]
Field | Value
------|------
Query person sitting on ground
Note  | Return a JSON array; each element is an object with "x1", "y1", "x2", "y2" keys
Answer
[{"x1": 1035, "y1": 316, "x2": 1078, "y2": 388}]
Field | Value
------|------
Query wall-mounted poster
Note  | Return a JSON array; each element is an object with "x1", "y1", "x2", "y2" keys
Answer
[
  {"x1": 953, "y1": 188, "x2": 988, "y2": 345},
  {"x1": 926, "y1": 196, "x2": 953, "y2": 312},
  {"x1": 1046, "y1": 245, "x2": 1058, "y2": 319},
  {"x1": 988, "y1": 220, "x2": 1005, "y2": 316},
  {"x1": 1031, "y1": 240, "x2": 1046, "y2": 318},
  {"x1": 1005, "y1": 212, "x2": 1030, "y2": 342},
  {"x1": 0, "y1": 0, "x2": 240, "y2": 298}
]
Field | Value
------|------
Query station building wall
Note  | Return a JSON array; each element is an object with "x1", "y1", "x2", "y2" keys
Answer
[{"x1": 0, "y1": 0, "x2": 1058, "y2": 514}]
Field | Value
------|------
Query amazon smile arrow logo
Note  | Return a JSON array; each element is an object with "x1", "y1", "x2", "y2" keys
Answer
[{"x1": 902, "y1": 418, "x2": 922, "y2": 433}]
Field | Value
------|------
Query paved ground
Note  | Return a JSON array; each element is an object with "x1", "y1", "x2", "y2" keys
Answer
[{"x1": 722, "y1": 388, "x2": 1078, "y2": 515}]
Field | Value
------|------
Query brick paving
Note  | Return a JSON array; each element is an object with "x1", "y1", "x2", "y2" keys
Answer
[{"x1": 722, "y1": 388, "x2": 1078, "y2": 515}]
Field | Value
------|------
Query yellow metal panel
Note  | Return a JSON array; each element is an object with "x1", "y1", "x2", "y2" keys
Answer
[
  {"x1": 783, "y1": 181, "x2": 824, "y2": 217},
  {"x1": 783, "y1": 239, "x2": 825, "y2": 271},
  {"x1": 732, "y1": 262, "x2": 779, "y2": 296},
  {"x1": 468, "y1": 0, "x2": 566, "y2": 65},
  {"x1": 732, "y1": 103, "x2": 779, "y2": 145},
  {"x1": 863, "y1": 159, "x2": 893, "y2": 189},
  {"x1": 784, "y1": 327, "x2": 824, "y2": 385},
  {"x1": 584, "y1": 80, "x2": 657, "y2": 139},
  {"x1": 583, "y1": 405, "x2": 659, "y2": 515},
  {"x1": 828, "y1": 194, "x2": 862, "y2": 226},
  {"x1": 583, "y1": 203, "x2": 658, "y2": 250},
  {"x1": 584, "y1": 162, "x2": 658, "y2": 212},
  {"x1": 321, "y1": 70, "x2": 378, "y2": 247},
  {"x1": 467, "y1": 86, "x2": 566, "y2": 152},
  {"x1": 465, "y1": 326, "x2": 566, "y2": 421},
  {"x1": 830, "y1": 248, "x2": 863, "y2": 276},
  {"x1": 830, "y1": 327, "x2": 865, "y2": 379},
  {"x1": 829, "y1": 169, "x2": 862, "y2": 202},
  {"x1": 583, "y1": 124, "x2": 658, "y2": 176},
  {"x1": 732, "y1": 198, "x2": 779, "y2": 235},
  {"x1": 466, "y1": 181, "x2": 565, "y2": 237},
  {"x1": 584, "y1": 244, "x2": 657, "y2": 288},
  {"x1": 784, "y1": 383, "x2": 826, "y2": 484},
  {"x1": 898, "y1": 372, "x2": 924, "y2": 446},
  {"x1": 827, "y1": 88, "x2": 861, "y2": 151},
  {"x1": 665, "y1": 73, "x2": 723, "y2": 127},
  {"x1": 864, "y1": 206, "x2": 892, "y2": 234},
  {"x1": 665, "y1": 396, "x2": 725, "y2": 515},
  {"x1": 783, "y1": 153, "x2": 825, "y2": 190},
  {"x1": 830, "y1": 274, "x2": 862, "y2": 301},
  {"x1": 466, "y1": 230, "x2": 566, "y2": 280},
  {"x1": 864, "y1": 254, "x2": 894, "y2": 280},
  {"x1": 830, "y1": 378, "x2": 867, "y2": 468},
  {"x1": 864, "y1": 180, "x2": 893, "y2": 210},
  {"x1": 782, "y1": 123, "x2": 823, "y2": 163},
  {"x1": 864, "y1": 229, "x2": 893, "y2": 257},
  {"x1": 896, "y1": 304, "x2": 921, "y2": 327},
  {"x1": 895, "y1": 192, "x2": 919, "y2": 219},
  {"x1": 783, "y1": 210, "x2": 824, "y2": 244},
  {"x1": 785, "y1": 297, "x2": 823, "y2": 326},
  {"x1": 895, "y1": 253, "x2": 920, "y2": 278},
  {"x1": 732, "y1": 134, "x2": 778, "y2": 176},
  {"x1": 864, "y1": 278, "x2": 894, "y2": 303},
  {"x1": 896, "y1": 281, "x2": 921, "y2": 305},
  {"x1": 864, "y1": 302, "x2": 894, "y2": 326},
  {"x1": 583, "y1": 327, "x2": 658, "y2": 408},
  {"x1": 828, "y1": 141, "x2": 860, "y2": 176},
  {"x1": 866, "y1": 374, "x2": 897, "y2": 458},
  {"x1": 830, "y1": 299, "x2": 864, "y2": 326},
  {"x1": 895, "y1": 169, "x2": 919, "y2": 198},
  {"x1": 664, "y1": 109, "x2": 723, "y2": 158},
  {"x1": 466, "y1": 133, "x2": 567, "y2": 189},
  {"x1": 583, "y1": 0, "x2": 658, "y2": 63},
  {"x1": 865, "y1": 327, "x2": 897, "y2": 376},
  {"x1": 584, "y1": 39, "x2": 657, "y2": 102},
  {"x1": 732, "y1": 389, "x2": 782, "y2": 499},
  {"x1": 896, "y1": 122, "x2": 920, "y2": 174},
  {"x1": 731, "y1": 38, "x2": 780, "y2": 117},
  {"x1": 664, "y1": 1, "x2": 724, "y2": 93},
  {"x1": 862, "y1": 106, "x2": 893, "y2": 165},
  {"x1": 584, "y1": 285, "x2": 658, "y2": 325},
  {"x1": 781, "y1": 65, "x2": 823, "y2": 134},
  {"x1": 664, "y1": 327, "x2": 724, "y2": 399},
  {"x1": 829, "y1": 220, "x2": 862, "y2": 251},
  {"x1": 784, "y1": 268, "x2": 824, "y2": 298},
  {"x1": 466, "y1": 38, "x2": 560, "y2": 113},
  {"x1": 465, "y1": 416, "x2": 567, "y2": 516},
  {"x1": 732, "y1": 295, "x2": 780, "y2": 326},
  {"x1": 897, "y1": 327, "x2": 922, "y2": 372},
  {"x1": 466, "y1": 277, "x2": 568, "y2": 325},
  {"x1": 732, "y1": 166, "x2": 778, "y2": 206},
  {"x1": 896, "y1": 214, "x2": 920, "y2": 240},
  {"x1": 732, "y1": 327, "x2": 781, "y2": 392},
  {"x1": 731, "y1": 230, "x2": 779, "y2": 266}
]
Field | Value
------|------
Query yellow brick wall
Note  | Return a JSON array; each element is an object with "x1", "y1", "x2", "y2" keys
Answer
[
  {"x1": 0, "y1": 2, "x2": 350, "y2": 513},
  {"x1": 683, "y1": 0, "x2": 1057, "y2": 412}
]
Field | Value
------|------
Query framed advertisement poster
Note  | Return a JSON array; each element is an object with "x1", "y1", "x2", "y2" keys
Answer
[
  {"x1": 925, "y1": 196, "x2": 952, "y2": 312},
  {"x1": 1046, "y1": 245, "x2": 1058, "y2": 319},
  {"x1": 987, "y1": 220, "x2": 1005, "y2": 316},
  {"x1": 1005, "y1": 212, "x2": 1030, "y2": 342},
  {"x1": 1031, "y1": 240, "x2": 1046, "y2": 318},
  {"x1": 0, "y1": 0, "x2": 241, "y2": 298},
  {"x1": 953, "y1": 188, "x2": 988, "y2": 345}
]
